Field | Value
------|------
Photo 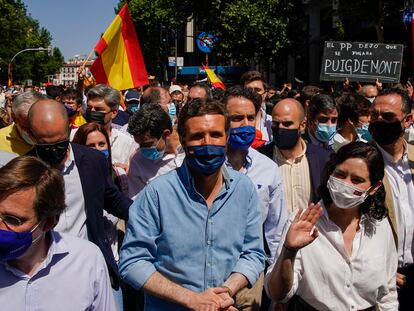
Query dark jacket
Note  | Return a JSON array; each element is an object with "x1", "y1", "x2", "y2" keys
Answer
[
  {"x1": 258, "y1": 141, "x2": 332, "y2": 202},
  {"x1": 30, "y1": 143, "x2": 133, "y2": 287}
]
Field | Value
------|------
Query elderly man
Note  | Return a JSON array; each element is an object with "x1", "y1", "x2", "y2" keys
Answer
[
  {"x1": 27, "y1": 99, "x2": 132, "y2": 296},
  {"x1": 120, "y1": 99, "x2": 265, "y2": 310},
  {"x1": 0, "y1": 156, "x2": 116, "y2": 310},
  {"x1": 188, "y1": 82, "x2": 212, "y2": 101},
  {"x1": 0, "y1": 91, "x2": 46, "y2": 155},
  {"x1": 86, "y1": 84, "x2": 138, "y2": 166}
]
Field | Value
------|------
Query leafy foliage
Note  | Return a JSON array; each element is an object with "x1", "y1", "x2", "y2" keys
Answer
[
  {"x1": 119, "y1": 0, "x2": 304, "y2": 74},
  {"x1": 0, "y1": 0, "x2": 64, "y2": 85}
]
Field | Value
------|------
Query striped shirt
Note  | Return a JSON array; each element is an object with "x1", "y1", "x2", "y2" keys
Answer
[{"x1": 273, "y1": 139, "x2": 312, "y2": 213}]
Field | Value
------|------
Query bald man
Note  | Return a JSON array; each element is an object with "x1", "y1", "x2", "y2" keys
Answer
[
  {"x1": 28, "y1": 99, "x2": 132, "y2": 296},
  {"x1": 258, "y1": 98, "x2": 331, "y2": 213}
]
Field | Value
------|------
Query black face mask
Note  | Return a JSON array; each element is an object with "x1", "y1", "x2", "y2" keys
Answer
[
  {"x1": 273, "y1": 127, "x2": 300, "y2": 150},
  {"x1": 85, "y1": 109, "x2": 106, "y2": 125},
  {"x1": 35, "y1": 140, "x2": 70, "y2": 166},
  {"x1": 369, "y1": 120, "x2": 404, "y2": 146}
]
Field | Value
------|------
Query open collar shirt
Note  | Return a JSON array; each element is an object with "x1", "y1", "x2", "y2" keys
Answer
[
  {"x1": 119, "y1": 163, "x2": 265, "y2": 311},
  {"x1": 0, "y1": 231, "x2": 116, "y2": 310},
  {"x1": 225, "y1": 147, "x2": 287, "y2": 264},
  {"x1": 265, "y1": 204, "x2": 398, "y2": 311},
  {"x1": 377, "y1": 141, "x2": 414, "y2": 267}
]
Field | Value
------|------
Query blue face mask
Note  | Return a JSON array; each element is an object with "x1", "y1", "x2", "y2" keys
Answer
[
  {"x1": 100, "y1": 149, "x2": 110, "y2": 159},
  {"x1": 356, "y1": 123, "x2": 372, "y2": 142},
  {"x1": 186, "y1": 145, "x2": 226, "y2": 175},
  {"x1": 0, "y1": 223, "x2": 41, "y2": 261},
  {"x1": 228, "y1": 125, "x2": 256, "y2": 150},
  {"x1": 315, "y1": 123, "x2": 336, "y2": 142},
  {"x1": 141, "y1": 147, "x2": 164, "y2": 161}
]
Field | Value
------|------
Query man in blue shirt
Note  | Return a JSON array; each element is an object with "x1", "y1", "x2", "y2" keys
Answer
[
  {"x1": 224, "y1": 86, "x2": 287, "y2": 310},
  {"x1": 120, "y1": 99, "x2": 265, "y2": 310}
]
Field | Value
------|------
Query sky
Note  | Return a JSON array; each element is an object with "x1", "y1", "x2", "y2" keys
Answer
[{"x1": 23, "y1": 0, "x2": 119, "y2": 60}]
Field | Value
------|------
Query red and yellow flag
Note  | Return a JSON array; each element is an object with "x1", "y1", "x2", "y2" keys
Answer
[
  {"x1": 90, "y1": 4, "x2": 149, "y2": 90},
  {"x1": 203, "y1": 64, "x2": 225, "y2": 90}
]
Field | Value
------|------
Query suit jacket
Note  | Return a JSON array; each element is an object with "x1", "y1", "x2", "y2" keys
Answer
[
  {"x1": 29, "y1": 143, "x2": 133, "y2": 287},
  {"x1": 257, "y1": 141, "x2": 332, "y2": 203}
]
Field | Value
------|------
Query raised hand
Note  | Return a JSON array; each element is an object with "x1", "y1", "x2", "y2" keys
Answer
[
  {"x1": 406, "y1": 80, "x2": 413, "y2": 99},
  {"x1": 284, "y1": 202, "x2": 323, "y2": 251}
]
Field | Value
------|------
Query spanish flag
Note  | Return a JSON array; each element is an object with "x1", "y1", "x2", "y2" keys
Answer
[
  {"x1": 90, "y1": 4, "x2": 149, "y2": 90},
  {"x1": 202, "y1": 65, "x2": 225, "y2": 90}
]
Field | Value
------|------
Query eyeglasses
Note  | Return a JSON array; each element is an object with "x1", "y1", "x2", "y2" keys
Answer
[{"x1": 0, "y1": 214, "x2": 24, "y2": 230}]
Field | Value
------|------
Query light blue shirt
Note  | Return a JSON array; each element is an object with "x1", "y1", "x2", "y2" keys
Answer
[
  {"x1": 225, "y1": 147, "x2": 287, "y2": 264},
  {"x1": 119, "y1": 163, "x2": 265, "y2": 311},
  {"x1": 0, "y1": 231, "x2": 116, "y2": 310}
]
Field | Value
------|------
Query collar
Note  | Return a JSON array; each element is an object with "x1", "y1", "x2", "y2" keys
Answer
[
  {"x1": 274, "y1": 138, "x2": 307, "y2": 165},
  {"x1": 3, "y1": 231, "x2": 69, "y2": 279},
  {"x1": 181, "y1": 161, "x2": 232, "y2": 191},
  {"x1": 376, "y1": 140, "x2": 407, "y2": 164},
  {"x1": 61, "y1": 144, "x2": 75, "y2": 174}
]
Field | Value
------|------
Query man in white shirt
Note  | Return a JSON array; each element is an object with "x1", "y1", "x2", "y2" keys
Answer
[
  {"x1": 127, "y1": 104, "x2": 184, "y2": 198},
  {"x1": 0, "y1": 156, "x2": 116, "y2": 310},
  {"x1": 370, "y1": 87, "x2": 414, "y2": 310},
  {"x1": 86, "y1": 84, "x2": 138, "y2": 166},
  {"x1": 240, "y1": 71, "x2": 273, "y2": 143}
]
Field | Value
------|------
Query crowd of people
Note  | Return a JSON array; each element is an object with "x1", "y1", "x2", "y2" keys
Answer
[{"x1": 0, "y1": 70, "x2": 413, "y2": 311}]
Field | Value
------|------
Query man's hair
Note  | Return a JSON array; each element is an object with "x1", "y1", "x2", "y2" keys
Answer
[
  {"x1": 46, "y1": 85, "x2": 64, "y2": 100},
  {"x1": 239, "y1": 71, "x2": 267, "y2": 89},
  {"x1": 189, "y1": 82, "x2": 212, "y2": 100},
  {"x1": 377, "y1": 87, "x2": 412, "y2": 115},
  {"x1": 140, "y1": 87, "x2": 161, "y2": 106},
  {"x1": 308, "y1": 94, "x2": 337, "y2": 121},
  {"x1": 128, "y1": 104, "x2": 172, "y2": 139},
  {"x1": 177, "y1": 99, "x2": 229, "y2": 140},
  {"x1": 61, "y1": 88, "x2": 82, "y2": 106},
  {"x1": 12, "y1": 91, "x2": 46, "y2": 117},
  {"x1": 0, "y1": 156, "x2": 66, "y2": 221},
  {"x1": 87, "y1": 84, "x2": 120, "y2": 111},
  {"x1": 335, "y1": 92, "x2": 371, "y2": 126},
  {"x1": 223, "y1": 86, "x2": 262, "y2": 114}
]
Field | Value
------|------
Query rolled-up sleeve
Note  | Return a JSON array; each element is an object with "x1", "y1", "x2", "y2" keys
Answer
[
  {"x1": 119, "y1": 184, "x2": 160, "y2": 289},
  {"x1": 232, "y1": 186, "x2": 266, "y2": 286}
]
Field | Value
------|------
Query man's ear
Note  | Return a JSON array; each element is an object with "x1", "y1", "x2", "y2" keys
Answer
[
  {"x1": 110, "y1": 109, "x2": 118, "y2": 120},
  {"x1": 162, "y1": 129, "x2": 171, "y2": 139},
  {"x1": 299, "y1": 117, "x2": 307, "y2": 133},
  {"x1": 404, "y1": 113, "x2": 413, "y2": 129},
  {"x1": 41, "y1": 215, "x2": 59, "y2": 232}
]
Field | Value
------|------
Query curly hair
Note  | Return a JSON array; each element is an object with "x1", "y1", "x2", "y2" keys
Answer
[
  {"x1": 223, "y1": 86, "x2": 262, "y2": 114},
  {"x1": 318, "y1": 141, "x2": 387, "y2": 221}
]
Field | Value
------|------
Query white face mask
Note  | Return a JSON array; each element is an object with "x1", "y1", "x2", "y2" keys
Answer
[{"x1": 327, "y1": 175, "x2": 369, "y2": 209}]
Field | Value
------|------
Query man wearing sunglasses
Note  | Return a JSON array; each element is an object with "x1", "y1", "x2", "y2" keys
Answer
[
  {"x1": 0, "y1": 156, "x2": 116, "y2": 310},
  {"x1": 27, "y1": 99, "x2": 132, "y2": 303}
]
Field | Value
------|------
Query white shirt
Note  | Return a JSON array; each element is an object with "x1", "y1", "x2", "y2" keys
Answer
[
  {"x1": 0, "y1": 231, "x2": 116, "y2": 311},
  {"x1": 265, "y1": 205, "x2": 398, "y2": 311},
  {"x1": 127, "y1": 146, "x2": 185, "y2": 199},
  {"x1": 110, "y1": 127, "x2": 138, "y2": 166},
  {"x1": 55, "y1": 144, "x2": 88, "y2": 240},
  {"x1": 257, "y1": 108, "x2": 273, "y2": 142},
  {"x1": 378, "y1": 142, "x2": 414, "y2": 267},
  {"x1": 225, "y1": 147, "x2": 287, "y2": 263}
]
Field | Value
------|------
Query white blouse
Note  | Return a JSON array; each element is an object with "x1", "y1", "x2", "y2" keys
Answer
[{"x1": 265, "y1": 204, "x2": 398, "y2": 311}]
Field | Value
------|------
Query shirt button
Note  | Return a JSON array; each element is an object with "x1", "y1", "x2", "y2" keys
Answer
[
  {"x1": 347, "y1": 284, "x2": 350, "y2": 288},
  {"x1": 207, "y1": 240, "x2": 211, "y2": 245}
]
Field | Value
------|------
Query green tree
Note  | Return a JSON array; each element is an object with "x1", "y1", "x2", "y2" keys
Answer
[
  {"x1": 0, "y1": 0, "x2": 64, "y2": 85},
  {"x1": 119, "y1": 0, "x2": 304, "y2": 78}
]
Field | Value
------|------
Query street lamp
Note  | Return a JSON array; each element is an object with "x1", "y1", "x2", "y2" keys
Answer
[{"x1": 7, "y1": 46, "x2": 53, "y2": 87}]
